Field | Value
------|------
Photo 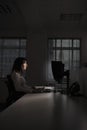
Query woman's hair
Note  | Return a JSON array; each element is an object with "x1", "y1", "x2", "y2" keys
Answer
[{"x1": 12, "y1": 57, "x2": 28, "y2": 72}]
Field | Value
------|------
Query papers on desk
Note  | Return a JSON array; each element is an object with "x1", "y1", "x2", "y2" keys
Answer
[{"x1": 34, "y1": 86, "x2": 53, "y2": 93}]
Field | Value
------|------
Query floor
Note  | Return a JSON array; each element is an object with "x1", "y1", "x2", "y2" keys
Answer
[{"x1": 0, "y1": 92, "x2": 87, "y2": 130}]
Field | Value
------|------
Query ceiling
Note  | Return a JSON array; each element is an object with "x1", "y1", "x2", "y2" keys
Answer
[{"x1": 0, "y1": 0, "x2": 87, "y2": 32}]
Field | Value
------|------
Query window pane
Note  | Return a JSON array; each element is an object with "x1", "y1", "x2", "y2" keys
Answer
[
  {"x1": 48, "y1": 38, "x2": 80, "y2": 82},
  {"x1": 48, "y1": 39, "x2": 55, "y2": 47},
  {"x1": 73, "y1": 50, "x2": 80, "y2": 61},
  {"x1": 62, "y1": 39, "x2": 72, "y2": 47},
  {"x1": 51, "y1": 50, "x2": 56, "y2": 60},
  {"x1": 52, "y1": 40, "x2": 56, "y2": 47},
  {"x1": 4, "y1": 39, "x2": 19, "y2": 48},
  {"x1": 2, "y1": 49, "x2": 20, "y2": 77},
  {"x1": 73, "y1": 40, "x2": 80, "y2": 48},
  {"x1": 73, "y1": 61, "x2": 80, "y2": 68},
  {"x1": 48, "y1": 38, "x2": 80, "y2": 70},
  {"x1": 56, "y1": 50, "x2": 61, "y2": 61},
  {"x1": 0, "y1": 39, "x2": 26, "y2": 78},
  {"x1": 20, "y1": 39, "x2": 27, "y2": 48},
  {"x1": 56, "y1": 40, "x2": 61, "y2": 47},
  {"x1": 19, "y1": 49, "x2": 26, "y2": 57},
  {"x1": 62, "y1": 50, "x2": 72, "y2": 70}
]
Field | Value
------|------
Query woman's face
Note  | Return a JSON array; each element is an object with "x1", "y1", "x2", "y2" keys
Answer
[{"x1": 21, "y1": 61, "x2": 28, "y2": 71}]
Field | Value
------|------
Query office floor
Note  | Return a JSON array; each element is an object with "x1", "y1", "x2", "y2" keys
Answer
[{"x1": 0, "y1": 92, "x2": 87, "y2": 130}]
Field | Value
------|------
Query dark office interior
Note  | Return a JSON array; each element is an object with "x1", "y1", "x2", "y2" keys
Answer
[{"x1": 0, "y1": 0, "x2": 87, "y2": 130}]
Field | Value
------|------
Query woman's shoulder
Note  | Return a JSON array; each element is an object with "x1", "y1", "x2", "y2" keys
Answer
[{"x1": 11, "y1": 71, "x2": 21, "y2": 78}]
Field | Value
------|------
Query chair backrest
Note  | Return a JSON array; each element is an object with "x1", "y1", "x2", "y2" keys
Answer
[
  {"x1": 51, "y1": 61, "x2": 64, "y2": 83},
  {"x1": 6, "y1": 74, "x2": 16, "y2": 96},
  {"x1": 6, "y1": 74, "x2": 25, "y2": 104}
]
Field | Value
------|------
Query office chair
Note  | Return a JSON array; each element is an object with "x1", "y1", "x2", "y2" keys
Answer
[
  {"x1": 5, "y1": 74, "x2": 25, "y2": 105},
  {"x1": 51, "y1": 61, "x2": 70, "y2": 94}
]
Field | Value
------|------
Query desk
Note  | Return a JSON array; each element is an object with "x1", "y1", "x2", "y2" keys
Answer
[{"x1": 0, "y1": 93, "x2": 87, "y2": 130}]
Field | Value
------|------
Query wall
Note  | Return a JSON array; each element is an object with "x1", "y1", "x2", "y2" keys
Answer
[
  {"x1": 26, "y1": 32, "x2": 48, "y2": 86},
  {"x1": 79, "y1": 35, "x2": 87, "y2": 97}
]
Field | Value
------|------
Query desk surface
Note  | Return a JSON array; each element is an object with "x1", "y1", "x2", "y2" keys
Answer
[{"x1": 0, "y1": 93, "x2": 87, "y2": 130}]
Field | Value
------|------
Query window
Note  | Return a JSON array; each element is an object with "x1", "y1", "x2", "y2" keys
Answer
[
  {"x1": 0, "y1": 38, "x2": 27, "y2": 78},
  {"x1": 48, "y1": 38, "x2": 80, "y2": 81}
]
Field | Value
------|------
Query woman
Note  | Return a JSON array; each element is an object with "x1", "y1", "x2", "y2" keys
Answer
[{"x1": 11, "y1": 57, "x2": 35, "y2": 93}]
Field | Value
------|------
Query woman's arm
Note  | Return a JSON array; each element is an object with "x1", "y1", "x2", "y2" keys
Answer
[{"x1": 11, "y1": 71, "x2": 33, "y2": 93}]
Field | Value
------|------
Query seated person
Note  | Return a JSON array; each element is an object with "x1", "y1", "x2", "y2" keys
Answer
[{"x1": 11, "y1": 57, "x2": 36, "y2": 93}]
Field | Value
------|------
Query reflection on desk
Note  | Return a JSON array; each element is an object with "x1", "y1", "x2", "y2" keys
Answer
[{"x1": 0, "y1": 93, "x2": 87, "y2": 130}]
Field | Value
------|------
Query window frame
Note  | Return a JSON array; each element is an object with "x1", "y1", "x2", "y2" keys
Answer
[
  {"x1": 47, "y1": 37, "x2": 81, "y2": 82},
  {"x1": 48, "y1": 38, "x2": 81, "y2": 70},
  {"x1": 0, "y1": 37, "x2": 27, "y2": 78}
]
